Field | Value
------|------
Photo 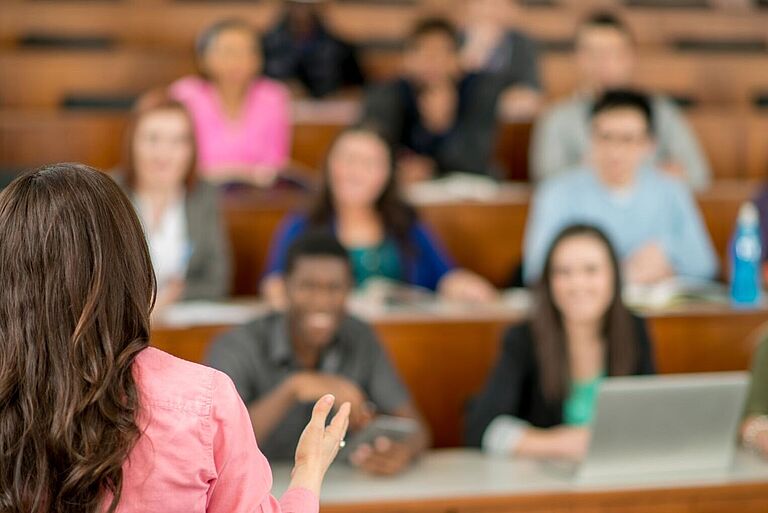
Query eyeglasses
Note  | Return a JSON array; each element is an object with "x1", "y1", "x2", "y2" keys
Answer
[{"x1": 592, "y1": 130, "x2": 649, "y2": 147}]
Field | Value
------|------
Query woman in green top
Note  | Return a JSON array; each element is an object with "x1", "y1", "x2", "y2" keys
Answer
[
  {"x1": 261, "y1": 126, "x2": 497, "y2": 306},
  {"x1": 743, "y1": 337, "x2": 768, "y2": 457},
  {"x1": 465, "y1": 224, "x2": 656, "y2": 460}
]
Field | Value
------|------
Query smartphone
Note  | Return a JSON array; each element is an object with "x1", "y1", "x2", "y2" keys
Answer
[{"x1": 339, "y1": 415, "x2": 419, "y2": 458}]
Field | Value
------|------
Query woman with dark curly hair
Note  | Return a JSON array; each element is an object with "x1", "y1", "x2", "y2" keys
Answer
[{"x1": 0, "y1": 164, "x2": 349, "y2": 513}]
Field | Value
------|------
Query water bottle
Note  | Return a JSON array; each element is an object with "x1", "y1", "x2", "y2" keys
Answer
[{"x1": 730, "y1": 202, "x2": 762, "y2": 306}]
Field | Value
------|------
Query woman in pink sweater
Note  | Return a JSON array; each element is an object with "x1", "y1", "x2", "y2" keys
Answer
[
  {"x1": 171, "y1": 18, "x2": 292, "y2": 186},
  {"x1": 0, "y1": 163, "x2": 349, "y2": 513}
]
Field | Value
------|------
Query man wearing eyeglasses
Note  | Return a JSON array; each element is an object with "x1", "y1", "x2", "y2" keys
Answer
[{"x1": 523, "y1": 89, "x2": 717, "y2": 286}]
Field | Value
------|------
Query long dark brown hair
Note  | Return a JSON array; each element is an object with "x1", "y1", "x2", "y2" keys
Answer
[
  {"x1": 121, "y1": 89, "x2": 198, "y2": 192},
  {"x1": 0, "y1": 164, "x2": 156, "y2": 512},
  {"x1": 308, "y1": 125, "x2": 417, "y2": 248},
  {"x1": 531, "y1": 224, "x2": 638, "y2": 403}
]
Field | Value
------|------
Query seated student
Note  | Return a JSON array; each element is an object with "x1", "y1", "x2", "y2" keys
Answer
[
  {"x1": 523, "y1": 89, "x2": 718, "y2": 285},
  {"x1": 0, "y1": 164, "x2": 349, "y2": 513},
  {"x1": 466, "y1": 224, "x2": 655, "y2": 460},
  {"x1": 116, "y1": 91, "x2": 231, "y2": 311},
  {"x1": 360, "y1": 18, "x2": 508, "y2": 183},
  {"x1": 530, "y1": 11, "x2": 711, "y2": 190},
  {"x1": 206, "y1": 232, "x2": 430, "y2": 475},
  {"x1": 171, "y1": 18, "x2": 291, "y2": 185},
  {"x1": 460, "y1": 0, "x2": 542, "y2": 117},
  {"x1": 261, "y1": 125, "x2": 497, "y2": 306},
  {"x1": 262, "y1": 0, "x2": 365, "y2": 98},
  {"x1": 743, "y1": 336, "x2": 768, "y2": 458}
]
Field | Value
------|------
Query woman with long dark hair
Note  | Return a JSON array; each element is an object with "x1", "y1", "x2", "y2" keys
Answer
[
  {"x1": 465, "y1": 224, "x2": 655, "y2": 460},
  {"x1": 0, "y1": 164, "x2": 349, "y2": 513},
  {"x1": 262, "y1": 125, "x2": 497, "y2": 306}
]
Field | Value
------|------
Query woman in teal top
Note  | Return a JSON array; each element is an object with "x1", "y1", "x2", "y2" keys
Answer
[
  {"x1": 347, "y1": 239, "x2": 403, "y2": 286},
  {"x1": 262, "y1": 125, "x2": 497, "y2": 305},
  {"x1": 466, "y1": 225, "x2": 655, "y2": 460},
  {"x1": 563, "y1": 373, "x2": 605, "y2": 427}
]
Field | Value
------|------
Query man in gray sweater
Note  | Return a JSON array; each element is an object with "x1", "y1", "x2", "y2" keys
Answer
[{"x1": 530, "y1": 12, "x2": 711, "y2": 190}]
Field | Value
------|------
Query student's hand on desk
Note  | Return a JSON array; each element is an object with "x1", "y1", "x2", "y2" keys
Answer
[
  {"x1": 438, "y1": 270, "x2": 499, "y2": 303},
  {"x1": 623, "y1": 243, "x2": 675, "y2": 285},
  {"x1": 349, "y1": 436, "x2": 415, "y2": 476},
  {"x1": 519, "y1": 426, "x2": 590, "y2": 461},
  {"x1": 289, "y1": 372, "x2": 374, "y2": 429},
  {"x1": 549, "y1": 427, "x2": 591, "y2": 461}
]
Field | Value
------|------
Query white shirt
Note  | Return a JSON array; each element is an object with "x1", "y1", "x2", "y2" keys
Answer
[{"x1": 136, "y1": 194, "x2": 189, "y2": 289}]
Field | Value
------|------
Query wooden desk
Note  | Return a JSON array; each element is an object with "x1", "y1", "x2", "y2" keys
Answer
[
  {"x1": 152, "y1": 299, "x2": 768, "y2": 447},
  {"x1": 269, "y1": 448, "x2": 768, "y2": 513}
]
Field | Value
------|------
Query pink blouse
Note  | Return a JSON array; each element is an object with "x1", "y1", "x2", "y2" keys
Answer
[
  {"x1": 118, "y1": 346, "x2": 318, "y2": 513},
  {"x1": 170, "y1": 76, "x2": 291, "y2": 178}
]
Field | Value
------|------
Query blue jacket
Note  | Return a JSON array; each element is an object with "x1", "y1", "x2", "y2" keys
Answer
[{"x1": 265, "y1": 214, "x2": 455, "y2": 291}]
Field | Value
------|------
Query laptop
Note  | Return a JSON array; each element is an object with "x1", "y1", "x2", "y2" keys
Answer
[{"x1": 566, "y1": 372, "x2": 749, "y2": 483}]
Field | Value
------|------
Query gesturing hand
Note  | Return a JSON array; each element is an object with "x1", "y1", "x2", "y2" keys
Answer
[{"x1": 289, "y1": 395, "x2": 351, "y2": 496}]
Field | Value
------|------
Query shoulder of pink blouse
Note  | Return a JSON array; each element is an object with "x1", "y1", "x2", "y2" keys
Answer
[
  {"x1": 169, "y1": 75, "x2": 213, "y2": 106},
  {"x1": 132, "y1": 347, "x2": 319, "y2": 513},
  {"x1": 133, "y1": 346, "x2": 215, "y2": 413}
]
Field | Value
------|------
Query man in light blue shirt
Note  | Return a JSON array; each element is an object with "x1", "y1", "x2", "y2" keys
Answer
[
  {"x1": 524, "y1": 89, "x2": 717, "y2": 285},
  {"x1": 529, "y1": 12, "x2": 710, "y2": 190}
]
